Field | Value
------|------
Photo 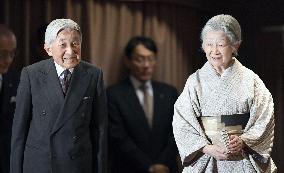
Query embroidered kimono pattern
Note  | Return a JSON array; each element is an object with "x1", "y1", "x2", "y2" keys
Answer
[{"x1": 173, "y1": 59, "x2": 277, "y2": 173}]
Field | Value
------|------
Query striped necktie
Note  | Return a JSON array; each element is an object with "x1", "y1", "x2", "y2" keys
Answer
[
  {"x1": 60, "y1": 69, "x2": 71, "y2": 96},
  {"x1": 140, "y1": 84, "x2": 153, "y2": 127}
]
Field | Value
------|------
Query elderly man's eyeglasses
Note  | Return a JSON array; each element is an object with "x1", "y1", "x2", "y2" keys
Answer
[
  {"x1": 132, "y1": 55, "x2": 157, "y2": 65},
  {"x1": 0, "y1": 50, "x2": 16, "y2": 59}
]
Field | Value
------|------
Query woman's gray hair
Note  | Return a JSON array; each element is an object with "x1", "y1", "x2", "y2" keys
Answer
[
  {"x1": 201, "y1": 14, "x2": 242, "y2": 45},
  {"x1": 45, "y1": 18, "x2": 82, "y2": 46}
]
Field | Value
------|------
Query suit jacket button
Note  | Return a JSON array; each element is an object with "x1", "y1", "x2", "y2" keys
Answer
[
  {"x1": 81, "y1": 113, "x2": 85, "y2": 118},
  {"x1": 42, "y1": 110, "x2": 46, "y2": 116}
]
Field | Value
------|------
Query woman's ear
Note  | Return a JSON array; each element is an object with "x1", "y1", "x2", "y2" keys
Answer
[
  {"x1": 234, "y1": 41, "x2": 241, "y2": 50},
  {"x1": 232, "y1": 41, "x2": 241, "y2": 55}
]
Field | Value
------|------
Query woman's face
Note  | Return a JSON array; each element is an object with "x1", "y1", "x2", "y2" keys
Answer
[{"x1": 202, "y1": 31, "x2": 238, "y2": 73}]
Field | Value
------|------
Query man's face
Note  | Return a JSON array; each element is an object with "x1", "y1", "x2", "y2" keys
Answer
[
  {"x1": 126, "y1": 44, "x2": 157, "y2": 82},
  {"x1": 45, "y1": 28, "x2": 81, "y2": 69},
  {"x1": 0, "y1": 34, "x2": 16, "y2": 74}
]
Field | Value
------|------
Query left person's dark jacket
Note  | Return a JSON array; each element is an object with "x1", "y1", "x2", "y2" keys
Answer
[
  {"x1": 0, "y1": 69, "x2": 20, "y2": 173},
  {"x1": 10, "y1": 59, "x2": 108, "y2": 173}
]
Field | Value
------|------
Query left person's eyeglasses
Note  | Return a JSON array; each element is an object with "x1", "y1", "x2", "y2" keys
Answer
[{"x1": 0, "y1": 50, "x2": 17, "y2": 59}]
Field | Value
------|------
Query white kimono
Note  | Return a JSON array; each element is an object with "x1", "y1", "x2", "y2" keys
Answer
[{"x1": 173, "y1": 59, "x2": 277, "y2": 173}]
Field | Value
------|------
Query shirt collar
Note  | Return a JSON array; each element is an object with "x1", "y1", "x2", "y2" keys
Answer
[
  {"x1": 54, "y1": 61, "x2": 74, "y2": 77},
  {"x1": 129, "y1": 75, "x2": 152, "y2": 90}
]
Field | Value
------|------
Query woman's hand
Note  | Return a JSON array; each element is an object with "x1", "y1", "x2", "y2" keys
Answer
[
  {"x1": 227, "y1": 135, "x2": 244, "y2": 154},
  {"x1": 202, "y1": 145, "x2": 229, "y2": 160},
  {"x1": 149, "y1": 164, "x2": 169, "y2": 173}
]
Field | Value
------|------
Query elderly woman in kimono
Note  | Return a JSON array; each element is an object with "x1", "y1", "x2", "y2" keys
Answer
[{"x1": 173, "y1": 14, "x2": 277, "y2": 173}]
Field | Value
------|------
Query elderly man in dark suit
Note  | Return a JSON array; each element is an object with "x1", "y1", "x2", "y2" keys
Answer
[
  {"x1": 108, "y1": 36, "x2": 179, "y2": 173},
  {"x1": 10, "y1": 19, "x2": 107, "y2": 173},
  {"x1": 0, "y1": 24, "x2": 20, "y2": 173}
]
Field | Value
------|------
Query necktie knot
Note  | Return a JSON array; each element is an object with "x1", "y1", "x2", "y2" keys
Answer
[
  {"x1": 139, "y1": 83, "x2": 148, "y2": 93},
  {"x1": 61, "y1": 69, "x2": 71, "y2": 78}
]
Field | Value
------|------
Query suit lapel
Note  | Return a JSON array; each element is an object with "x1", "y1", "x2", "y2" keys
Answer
[
  {"x1": 40, "y1": 60, "x2": 65, "y2": 125},
  {"x1": 152, "y1": 81, "x2": 165, "y2": 129},
  {"x1": 1, "y1": 73, "x2": 16, "y2": 111},
  {"x1": 51, "y1": 62, "x2": 91, "y2": 134},
  {"x1": 0, "y1": 77, "x2": 9, "y2": 113}
]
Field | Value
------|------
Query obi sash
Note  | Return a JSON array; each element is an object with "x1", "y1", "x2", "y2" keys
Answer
[{"x1": 199, "y1": 113, "x2": 250, "y2": 160}]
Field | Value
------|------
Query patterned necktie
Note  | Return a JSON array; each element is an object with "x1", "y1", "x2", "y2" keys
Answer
[
  {"x1": 140, "y1": 84, "x2": 153, "y2": 127},
  {"x1": 60, "y1": 69, "x2": 71, "y2": 95}
]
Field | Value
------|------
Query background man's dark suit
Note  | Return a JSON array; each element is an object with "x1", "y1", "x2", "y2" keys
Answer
[
  {"x1": 0, "y1": 69, "x2": 19, "y2": 173},
  {"x1": 10, "y1": 59, "x2": 107, "y2": 173},
  {"x1": 108, "y1": 78, "x2": 178, "y2": 173}
]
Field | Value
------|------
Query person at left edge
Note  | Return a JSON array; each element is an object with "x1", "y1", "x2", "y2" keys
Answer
[
  {"x1": 10, "y1": 19, "x2": 108, "y2": 173},
  {"x1": 0, "y1": 24, "x2": 20, "y2": 173}
]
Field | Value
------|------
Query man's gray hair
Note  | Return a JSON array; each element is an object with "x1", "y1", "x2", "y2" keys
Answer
[
  {"x1": 45, "y1": 18, "x2": 81, "y2": 46},
  {"x1": 201, "y1": 14, "x2": 242, "y2": 45}
]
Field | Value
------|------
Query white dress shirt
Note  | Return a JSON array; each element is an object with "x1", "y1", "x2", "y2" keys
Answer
[
  {"x1": 54, "y1": 61, "x2": 74, "y2": 77},
  {"x1": 129, "y1": 75, "x2": 153, "y2": 106}
]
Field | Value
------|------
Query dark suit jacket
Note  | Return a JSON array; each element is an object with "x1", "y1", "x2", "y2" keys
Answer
[
  {"x1": 107, "y1": 78, "x2": 178, "y2": 173},
  {"x1": 10, "y1": 59, "x2": 108, "y2": 173},
  {"x1": 0, "y1": 69, "x2": 20, "y2": 173}
]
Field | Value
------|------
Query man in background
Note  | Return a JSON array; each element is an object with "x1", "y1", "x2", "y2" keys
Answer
[
  {"x1": 0, "y1": 24, "x2": 19, "y2": 173},
  {"x1": 108, "y1": 36, "x2": 179, "y2": 173}
]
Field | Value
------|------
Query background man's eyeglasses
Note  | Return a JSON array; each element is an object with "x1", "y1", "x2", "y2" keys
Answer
[{"x1": 0, "y1": 50, "x2": 17, "y2": 59}]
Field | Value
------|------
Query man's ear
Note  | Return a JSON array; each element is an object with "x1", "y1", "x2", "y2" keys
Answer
[
  {"x1": 44, "y1": 43, "x2": 53, "y2": 56},
  {"x1": 124, "y1": 56, "x2": 131, "y2": 68},
  {"x1": 201, "y1": 43, "x2": 205, "y2": 52}
]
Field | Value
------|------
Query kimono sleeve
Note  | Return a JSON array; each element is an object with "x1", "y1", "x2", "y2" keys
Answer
[
  {"x1": 172, "y1": 75, "x2": 209, "y2": 166},
  {"x1": 241, "y1": 74, "x2": 275, "y2": 164}
]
